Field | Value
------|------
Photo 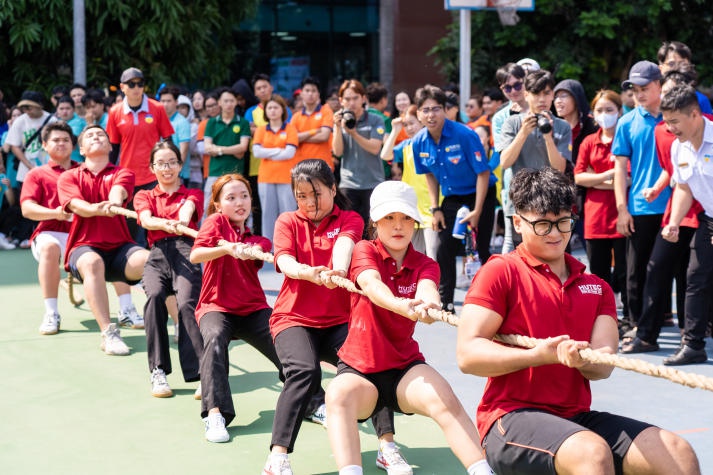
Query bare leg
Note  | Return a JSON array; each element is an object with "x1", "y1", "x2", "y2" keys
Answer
[
  {"x1": 326, "y1": 373, "x2": 379, "y2": 469},
  {"x1": 555, "y1": 431, "x2": 615, "y2": 475},
  {"x1": 38, "y1": 243, "x2": 61, "y2": 299},
  {"x1": 622, "y1": 427, "x2": 700, "y2": 475}
]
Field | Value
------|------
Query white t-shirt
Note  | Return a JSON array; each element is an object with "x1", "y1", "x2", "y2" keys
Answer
[{"x1": 5, "y1": 112, "x2": 57, "y2": 182}]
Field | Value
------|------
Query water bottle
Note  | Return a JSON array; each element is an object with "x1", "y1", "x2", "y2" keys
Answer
[
  {"x1": 452, "y1": 205, "x2": 470, "y2": 239},
  {"x1": 465, "y1": 252, "x2": 481, "y2": 281}
]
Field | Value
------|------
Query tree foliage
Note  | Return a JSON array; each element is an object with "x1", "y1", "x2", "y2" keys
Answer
[
  {"x1": 0, "y1": 0, "x2": 258, "y2": 101},
  {"x1": 429, "y1": 0, "x2": 713, "y2": 96}
]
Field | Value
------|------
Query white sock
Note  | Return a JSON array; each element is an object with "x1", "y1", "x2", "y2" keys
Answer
[
  {"x1": 44, "y1": 298, "x2": 58, "y2": 314},
  {"x1": 118, "y1": 293, "x2": 133, "y2": 311},
  {"x1": 467, "y1": 459, "x2": 495, "y2": 475},
  {"x1": 339, "y1": 465, "x2": 363, "y2": 475},
  {"x1": 380, "y1": 441, "x2": 397, "y2": 451},
  {"x1": 270, "y1": 453, "x2": 288, "y2": 462}
]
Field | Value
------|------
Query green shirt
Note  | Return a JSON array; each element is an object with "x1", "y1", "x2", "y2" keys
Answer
[{"x1": 204, "y1": 114, "x2": 251, "y2": 176}]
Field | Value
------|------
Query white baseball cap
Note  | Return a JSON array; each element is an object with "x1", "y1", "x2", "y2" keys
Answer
[
  {"x1": 370, "y1": 181, "x2": 422, "y2": 223},
  {"x1": 517, "y1": 57, "x2": 541, "y2": 72}
]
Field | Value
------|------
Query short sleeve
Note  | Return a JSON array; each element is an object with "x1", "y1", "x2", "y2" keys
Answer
[
  {"x1": 253, "y1": 126, "x2": 266, "y2": 146},
  {"x1": 611, "y1": 120, "x2": 632, "y2": 158},
  {"x1": 114, "y1": 167, "x2": 136, "y2": 201},
  {"x1": 133, "y1": 189, "x2": 153, "y2": 217},
  {"x1": 499, "y1": 115, "x2": 520, "y2": 152},
  {"x1": 574, "y1": 135, "x2": 594, "y2": 175},
  {"x1": 187, "y1": 188, "x2": 205, "y2": 223},
  {"x1": 194, "y1": 213, "x2": 224, "y2": 248},
  {"x1": 463, "y1": 256, "x2": 511, "y2": 318},
  {"x1": 273, "y1": 213, "x2": 297, "y2": 267},
  {"x1": 285, "y1": 123, "x2": 299, "y2": 148},
  {"x1": 349, "y1": 240, "x2": 380, "y2": 282},
  {"x1": 338, "y1": 210, "x2": 365, "y2": 242}
]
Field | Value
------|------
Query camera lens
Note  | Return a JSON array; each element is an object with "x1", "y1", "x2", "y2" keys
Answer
[
  {"x1": 536, "y1": 114, "x2": 552, "y2": 134},
  {"x1": 342, "y1": 109, "x2": 357, "y2": 129}
]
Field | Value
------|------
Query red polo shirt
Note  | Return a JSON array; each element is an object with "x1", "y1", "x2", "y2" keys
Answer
[
  {"x1": 134, "y1": 185, "x2": 204, "y2": 247},
  {"x1": 57, "y1": 163, "x2": 135, "y2": 270},
  {"x1": 291, "y1": 104, "x2": 335, "y2": 168},
  {"x1": 193, "y1": 213, "x2": 271, "y2": 321},
  {"x1": 106, "y1": 96, "x2": 174, "y2": 186},
  {"x1": 338, "y1": 239, "x2": 440, "y2": 373},
  {"x1": 270, "y1": 206, "x2": 363, "y2": 338},
  {"x1": 574, "y1": 130, "x2": 623, "y2": 239},
  {"x1": 654, "y1": 121, "x2": 702, "y2": 228},
  {"x1": 464, "y1": 246, "x2": 617, "y2": 443},
  {"x1": 20, "y1": 160, "x2": 80, "y2": 243}
]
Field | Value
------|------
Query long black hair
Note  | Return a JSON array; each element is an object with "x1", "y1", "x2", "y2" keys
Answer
[{"x1": 291, "y1": 159, "x2": 351, "y2": 212}]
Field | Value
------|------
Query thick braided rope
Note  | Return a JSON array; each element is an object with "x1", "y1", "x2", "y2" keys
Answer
[
  {"x1": 104, "y1": 207, "x2": 713, "y2": 392},
  {"x1": 108, "y1": 206, "x2": 198, "y2": 239},
  {"x1": 494, "y1": 333, "x2": 713, "y2": 392}
]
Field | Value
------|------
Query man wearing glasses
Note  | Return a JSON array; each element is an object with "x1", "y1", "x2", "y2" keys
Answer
[
  {"x1": 412, "y1": 84, "x2": 490, "y2": 312},
  {"x1": 457, "y1": 167, "x2": 700, "y2": 475},
  {"x1": 106, "y1": 67, "x2": 174, "y2": 248}
]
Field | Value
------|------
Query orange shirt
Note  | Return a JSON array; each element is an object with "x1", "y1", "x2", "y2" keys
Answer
[
  {"x1": 254, "y1": 122, "x2": 299, "y2": 184},
  {"x1": 291, "y1": 104, "x2": 334, "y2": 168},
  {"x1": 197, "y1": 119, "x2": 210, "y2": 179}
]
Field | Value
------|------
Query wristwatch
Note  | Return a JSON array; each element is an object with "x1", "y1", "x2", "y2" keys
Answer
[{"x1": 430, "y1": 206, "x2": 442, "y2": 213}]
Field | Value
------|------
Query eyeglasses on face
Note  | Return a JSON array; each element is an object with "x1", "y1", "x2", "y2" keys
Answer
[
  {"x1": 517, "y1": 214, "x2": 576, "y2": 236},
  {"x1": 125, "y1": 81, "x2": 145, "y2": 89},
  {"x1": 501, "y1": 81, "x2": 523, "y2": 93},
  {"x1": 152, "y1": 160, "x2": 180, "y2": 170},
  {"x1": 419, "y1": 106, "x2": 443, "y2": 115}
]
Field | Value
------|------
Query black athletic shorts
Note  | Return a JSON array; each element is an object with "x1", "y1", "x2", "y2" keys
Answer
[
  {"x1": 483, "y1": 408, "x2": 653, "y2": 475},
  {"x1": 68, "y1": 243, "x2": 144, "y2": 285},
  {"x1": 336, "y1": 359, "x2": 426, "y2": 422}
]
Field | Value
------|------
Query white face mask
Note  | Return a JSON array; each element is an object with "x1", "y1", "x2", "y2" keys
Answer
[{"x1": 595, "y1": 112, "x2": 619, "y2": 129}]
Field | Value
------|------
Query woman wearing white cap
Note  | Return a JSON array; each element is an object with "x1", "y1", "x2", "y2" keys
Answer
[{"x1": 325, "y1": 180, "x2": 494, "y2": 475}]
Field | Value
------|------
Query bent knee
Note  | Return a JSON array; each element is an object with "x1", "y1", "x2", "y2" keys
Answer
[{"x1": 556, "y1": 431, "x2": 613, "y2": 473}]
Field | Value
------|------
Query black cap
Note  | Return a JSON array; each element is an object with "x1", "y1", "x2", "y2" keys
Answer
[{"x1": 17, "y1": 90, "x2": 45, "y2": 109}]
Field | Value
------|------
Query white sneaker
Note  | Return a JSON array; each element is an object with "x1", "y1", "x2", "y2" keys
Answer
[
  {"x1": 262, "y1": 454, "x2": 293, "y2": 475},
  {"x1": 101, "y1": 323, "x2": 131, "y2": 356},
  {"x1": 194, "y1": 383, "x2": 202, "y2": 400},
  {"x1": 204, "y1": 412, "x2": 229, "y2": 443},
  {"x1": 304, "y1": 403, "x2": 327, "y2": 427},
  {"x1": 0, "y1": 234, "x2": 16, "y2": 250},
  {"x1": 150, "y1": 367, "x2": 173, "y2": 398},
  {"x1": 376, "y1": 443, "x2": 412, "y2": 475},
  {"x1": 118, "y1": 305, "x2": 144, "y2": 329},
  {"x1": 39, "y1": 311, "x2": 60, "y2": 335}
]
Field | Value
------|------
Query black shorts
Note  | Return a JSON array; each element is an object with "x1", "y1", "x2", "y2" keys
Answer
[
  {"x1": 336, "y1": 359, "x2": 426, "y2": 422},
  {"x1": 68, "y1": 243, "x2": 144, "y2": 285},
  {"x1": 483, "y1": 409, "x2": 654, "y2": 475}
]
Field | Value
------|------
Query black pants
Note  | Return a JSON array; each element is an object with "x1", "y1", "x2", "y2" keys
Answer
[
  {"x1": 626, "y1": 214, "x2": 663, "y2": 326},
  {"x1": 683, "y1": 214, "x2": 713, "y2": 350},
  {"x1": 271, "y1": 324, "x2": 394, "y2": 452},
  {"x1": 341, "y1": 188, "x2": 373, "y2": 239},
  {"x1": 636, "y1": 228, "x2": 694, "y2": 343},
  {"x1": 143, "y1": 237, "x2": 203, "y2": 381},
  {"x1": 475, "y1": 185, "x2": 498, "y2": 265},
  {"x1": 585, "y1": 237, "x2": 627, "y2": 315},
  {"x1": 199, "y1": 309, "x2": 284, "y2": 425},
  {"x1": 438, "y1": 193, "x2": 476, "y2": 307}
]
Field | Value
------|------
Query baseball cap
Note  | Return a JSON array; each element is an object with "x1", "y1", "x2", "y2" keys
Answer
[
  {"x1": 370, "y1": 181, "x2": 422, "y2": 223},
  {"x1": 17, "y1": 90, "x2": 44, "y2": 109},
  {"x1": 120, "y1": 67, "x2": 144, "y2": 83},
  {"x1": 622, "y1": 61, "x2": 662, "y2": 89},
  {"x1": 517, "y1": 58, "x2": 541, "y2": 72}
]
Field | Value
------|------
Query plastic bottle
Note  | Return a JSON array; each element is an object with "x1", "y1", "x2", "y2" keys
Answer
[{"x1": 452, "y1": 205, "x2": 470, "y2": 239}]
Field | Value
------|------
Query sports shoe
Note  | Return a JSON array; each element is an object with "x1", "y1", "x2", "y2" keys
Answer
[
  {"x1": 262, "y1": 454, "x2": 293, "y2": 475},
  {"x1": 0, "y1": 234, "x2": 16, "y2": 250},
  {"x1": 194, "y1": 383, "x2": 202, "y2": 400},
  {"x1": 376, "y1": 443, "x2": 413, "y2": 475},
  {"x1": 39, "y1": 311, "x2": 61, "y2": 335},
  {"x1": 101, "y1": 323, "x2": 131, "y2": 356},
  {"x1": 204, "y1": 412, "x2": 229, "y2": 443},
  {"x1": 19, "y1": 239, "x2": 31, "y2": 249},
  {"x1": 304, "y1": 403, "x2": 327, "y2": 427},
  {"x1": 118, "y1": 305, "x2": 145, "y2": 329},
  {"x1": 150, "y1": 367, "x2": 173, "y2": 398}
]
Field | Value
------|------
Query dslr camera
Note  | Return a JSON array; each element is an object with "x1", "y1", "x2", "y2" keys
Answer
[
  {"x1": 339, "y1": 109, "x2": 357, "y2": 129},
  {"x1": 534, "y1": 113, "x2": 552, "y2": 134}
]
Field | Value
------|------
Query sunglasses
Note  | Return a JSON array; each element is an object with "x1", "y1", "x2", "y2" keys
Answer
[
  {"x1": 125, "y1": 81, "x2": 145, "y2": 89},
  {"x1": 501, "y1": 81, "x2": 523, "y2": 93}
]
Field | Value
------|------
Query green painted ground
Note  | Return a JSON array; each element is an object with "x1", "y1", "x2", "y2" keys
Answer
[{"x1": 0, "y1": 250, "x2": 465, "y2": 475}]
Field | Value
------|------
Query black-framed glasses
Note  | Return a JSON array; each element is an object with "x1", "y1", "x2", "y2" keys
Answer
[
  {"x1": 501, "y1": 81, "x2": 523, "y2": 93},
  {"x1": 125, "y1": 81, "x2": 145, "y2": 89},
  {"x1": 517, "y1": 214, "x2": 576, "y2": 236}
]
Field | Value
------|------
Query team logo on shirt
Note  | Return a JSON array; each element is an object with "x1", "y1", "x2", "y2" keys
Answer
[
  {"x1": 419, "y1": 152, "x2": 430, "y2": 158},
  {"x1": 578, "y1": 284, "x2": 602, "y2": 295},
  {"x1": 445, "y1": 144, "x2": 461, "y2": 153},
  {"x1": 316, "y1": 113, "x2": 322, "y2": 119},
  {"x1": 279, "y1": 131, "x2": 287, "y2": 138},
  {"x1": 233, "y1": 125, "x2": 241, "y2": 134},
  {"x1": 376, "y1": 127, "x2": 385, "y2": 135},
  {"x1": 145, "y1": 115, "x2": 154, "y2": 124},
  {"x1": 326, "y1": 227, "x2": 341, "y2": 239},
  {"x1": 705, "y1": 154, "x2": 712, "y2": 163},
  {"x1": 448, "y1": 155, "x2": 461, "y2": 165},
  {"x1": 398, "y1": 282, "x2": 417, "y2": 296},
  {"x1": 474, "y1": 151, "x2": 482, "y2": 161}
]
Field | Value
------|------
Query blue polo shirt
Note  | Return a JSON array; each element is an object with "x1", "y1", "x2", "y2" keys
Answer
[
  {"x1": 611, "y1": 106, "x2": 670, "y2": 215},
  {"x1": 412, "y1": 119, "x2": 489, "y2": 196}
]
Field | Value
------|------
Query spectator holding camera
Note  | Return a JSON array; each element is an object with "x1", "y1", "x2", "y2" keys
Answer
[
  {"x1": 499, "y1": 69, "x2": 572, "y2": 251},
  {"x1": 332, "y1": 79, "x2": 386, "y2": 230}
]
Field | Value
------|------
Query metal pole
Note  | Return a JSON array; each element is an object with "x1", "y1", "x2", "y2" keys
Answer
[
  {"x1": 73, "y1": 0, "x2": 86, "y2": 85},
  {"x1": 459, "y1": 9, "x2": 470, "y2": 112}
]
